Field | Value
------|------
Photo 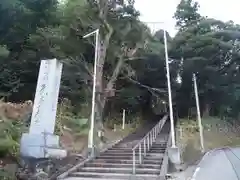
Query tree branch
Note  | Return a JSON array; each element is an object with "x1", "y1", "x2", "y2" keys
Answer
[
  {"x1": 105, "y1": 41, "x2": 144, "y2": 95},
  {"x1": 123, "y1": 75, "x2": 167, "y2": 94},
  {"x1": 125, "y1": 57, "x2": 147, "y2": 61},
  {"x1": 67, "y1": 56, "x2": 93, "y2": 78},
  {"x1": 106, "y1": 56, "x2": 125, "y2": 92}
]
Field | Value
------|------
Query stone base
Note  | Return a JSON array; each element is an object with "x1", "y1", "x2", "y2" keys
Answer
[
  {"x1": 20, "y1": 133, "x2": 67, "y2": 159},
  {"x1": 168, "y1": 147, "x2": 181, "y2": 165},
  {"x1": 87, "y1": 147, "x2": 98, "y2": 158}
]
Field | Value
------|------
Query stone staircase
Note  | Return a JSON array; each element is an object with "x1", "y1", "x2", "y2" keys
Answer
[{"x1": 59, "y1": 116, "x2": 170, "y2": 180}]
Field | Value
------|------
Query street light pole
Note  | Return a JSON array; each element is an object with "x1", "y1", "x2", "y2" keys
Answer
[
  {"x1": 83, "y1": 29, "x2": 99, "y2": 157},
  {"x1": 143, "y1": 21, "x2": 176, "y2": 147},
  {"x1": 163, "y1": 29, "x2": 176, "y2": 148},
  {"x1": 144, "y1": 21, "x2": 180, "y2": 164}
]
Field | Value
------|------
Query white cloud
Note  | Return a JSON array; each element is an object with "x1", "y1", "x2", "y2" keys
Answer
[{"x1": 135, "y1": 0, "x2": 240, "y2": 36}]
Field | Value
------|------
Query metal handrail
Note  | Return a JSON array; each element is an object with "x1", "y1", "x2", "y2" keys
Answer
[
  {"x1": 159, "y1": 131, "x2": 171, "y2": 179},
  {"x1": 132, "y1": 115, "x2": 168, "y2": 174}
]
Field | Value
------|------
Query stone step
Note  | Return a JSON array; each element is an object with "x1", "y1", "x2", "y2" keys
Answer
[
  {"x1": 106, "y1": 148, "x2": 133, "y2": 151},
  {"x1": 97, "y1": 155, "x2": 162, "y2": 162},
  {"x1": 110, "y1": 143, "x2": 167, "y2": 149},
  {"x1": 65, "y1": 177, "x2": 160, "y2": 180},
  {"x1": 100, "y1": 151, "x2": 164, "y2": 159},
  {"x1": 102, "y1": 152, "x2": 143, "y2": 156},
  {"x1": 107, "y1": 147, "x2": 165, "y2": 153},
  {"x1": 80, "y1": 167, "x2": 160, "y2": 174},
  {"x1": 62, "y1": 119, "x2": 170, "y2": 179},
  {"x1": 153, "y1": 145, "x2": 167, "y2": 147},
  {"x1": 150, "y1": 148, "x2": 166, "y2": 151},
  {"x1": 145, "y1": 156, "x2": 163, "y2": 160},
  {"x1": 100, "y1": 152, "x2": 164, "y2": 158},
  {"x1": 64, "y1": 177, "x2": 127, "y2": 180},
  {"x1": 64, "y1": 178, "x2": 124, "y2": 180},
  {"x1": 91, "y1": 158, "x2": 161, "y2": 164},
  {"x1": 96, "y1": 155, "x2": 133, "y2": 160},
  {"x1": 84, "y1": 162, "x2": 161, "y2": 169},
  {"x1": 106, "y1": 149, "x2": 146, "y2": 153},
  {"x1": 151, "y1": 144, "x2": 167, "y2": 147},
  {"x1": 148, "y1": 149, "x2": 166, "y2": 153},
  {"x1": 154, "y1": 141, "x2": 168, "y2": 144},
  {"x1": 147, "y1": 152, "x2": 164, "y2": 156},
  {"x1": 115, "y1": 143, "x2": 166, "y2": 147},
  {"x1": 105, "y1": 149, "x2": 133, "y2": 153},
  {"x1": 70, "y1": 172, "x2": 159, "y2": 179}
]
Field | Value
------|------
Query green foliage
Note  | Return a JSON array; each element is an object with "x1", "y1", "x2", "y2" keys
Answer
[
  {"x1": 0, "y1": 168, "x2": 14, "y2": 180},
  {"x1": 172, "y1": 0, "x2": 240, "y2": 118},
  {"x1": 1, "y1": 0, "x2": 240, "y2": 163},
  {"x1": 174, "y1": 0, "x2": 201, "y2": 30},
  {"x1": 0, "y1": 0, "x2": 168, "y2": 117},
  {"x1": 56, "y1": 99, "x2": 90, "y2": 137},
  {"x1": 0, "y1": 120, "x2": 26, "y2": 157},
  {"x1": 0, "y1": 46, "x2": 9, "y2": 58},
  {"x1": 64, "y1": 117, "x2": 89, "y2": 136}
]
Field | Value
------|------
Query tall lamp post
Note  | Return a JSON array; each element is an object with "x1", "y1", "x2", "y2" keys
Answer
[
  {"x1": 144, "y1": 21, "x2": 176, "y2": 148},
  {"x1": 163, "y1": 29, "x2": 176, "y2": 148},
  {"x1": 83, "y1": 29, "x2": 99, "y2": 157},
  {"x1": 144, "y1": 22, "x2": 181, "y2": 164}
]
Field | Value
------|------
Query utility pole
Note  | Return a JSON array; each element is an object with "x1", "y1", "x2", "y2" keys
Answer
[
  {"x1": 83, "y1": 29, "x2": 99, "y2": 157},
  {"x1": 193, "y1": 73, "x2": 205, "y2": 152}
]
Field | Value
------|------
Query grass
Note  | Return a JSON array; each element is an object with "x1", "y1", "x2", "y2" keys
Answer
[{"x1": 176, "y1": 116, "x2": 240, "y2": 165}]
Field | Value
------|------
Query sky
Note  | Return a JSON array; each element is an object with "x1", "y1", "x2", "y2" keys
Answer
[{"x1": 135, "y1": 0, "x2": 240, "y2": 37}]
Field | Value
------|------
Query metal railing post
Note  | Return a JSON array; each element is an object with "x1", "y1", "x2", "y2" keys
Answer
[
  {"x1": 139, "y1": 144, "x2": 142, "y2": 164},
  {"x1": 154, "y1": 128, "x2": 156, "y2": 139},
  {"x1": 151, "y1": 132, "x2": 153, "y2": 146},
  {"x1": 150, "y1": 132, "x2": 152, "y2": 145},
  {"x1": 155, "y1": 127, "x2": 157, "y2": 138},
  {"x1": 144, "y1": 139, "x2": 146, "y2": 156},
  {"x1": 147, "y1": 134, "x2": 150, "y2": 150},
  {"x1": 152, "y1": 131, "x2": 154, "y2": 145},
  {"x1": 131, "y1": 115, "x2": 168, "y2": 175},
  {"x1": 133, "y1": 150, "x2": 136, "y2": 174}
]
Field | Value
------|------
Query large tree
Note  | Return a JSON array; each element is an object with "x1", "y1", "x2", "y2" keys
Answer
[
  {"x1": 0, "y1": 0, "x2": 58, "y2": 101},
  {"x1": 172, "y1": 0, "x2": 240, "y2": 118},
  {"x1": 174, "y1": 0, "x2": 201, "y2": 31}
]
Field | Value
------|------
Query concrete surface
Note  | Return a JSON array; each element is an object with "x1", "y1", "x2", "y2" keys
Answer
[
  {"x1": 168, "y1": 165, "x2": 196, "y2": 180},
  {"x1": 170, "y1": 147, "x2": 240, "y2": 180}
]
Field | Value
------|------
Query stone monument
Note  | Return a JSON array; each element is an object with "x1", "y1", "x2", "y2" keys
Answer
[{"x1": 20, "y1": 59, "x2": 66, "y2": 159}]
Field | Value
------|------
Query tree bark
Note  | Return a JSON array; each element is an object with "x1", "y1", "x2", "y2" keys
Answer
[
  {"x1": 93, "y1": 0, "x2": 145, "y2": 144},
  {"x1": 203, "y1": 103, "x2": 210, "y2": 117},
  {"x1": 93, "y1": 0, "x2": 115, "y2": 136}
]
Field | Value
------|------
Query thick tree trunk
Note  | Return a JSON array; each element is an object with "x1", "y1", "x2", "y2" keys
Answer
[
  {"x1": 94, "y1": 39, "x2": 111, "y2": 131},
  {"x1": 203, "y1": 103, "x2": 210, "y2": 117},
  {"x1": 93, "y1": 0, "x2": 142, "y2": 146}
]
